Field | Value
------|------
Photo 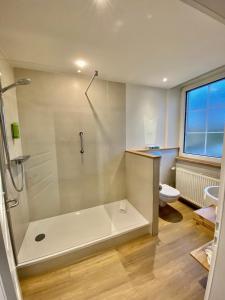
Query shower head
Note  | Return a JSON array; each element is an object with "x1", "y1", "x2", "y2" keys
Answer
[{"x1": 1, "y1": 78, "x2": 31, "y2": 93}]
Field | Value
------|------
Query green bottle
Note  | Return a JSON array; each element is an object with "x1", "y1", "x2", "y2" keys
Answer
[{"x1": 11, "y1": 122, "x2": 20, "y2": 139}]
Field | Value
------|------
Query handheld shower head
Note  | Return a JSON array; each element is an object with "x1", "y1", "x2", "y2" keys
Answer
[{"x1": 1, "y1": 78, "x2": 31, "y2": 93}]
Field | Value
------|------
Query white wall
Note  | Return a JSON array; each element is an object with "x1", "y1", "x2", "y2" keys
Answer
[
  {"x1": 126, "y1": 83, "x2": 180, "y2": 149},
  {"x1": 165, "y1": 87, "x2": 181, "y2": 148}
]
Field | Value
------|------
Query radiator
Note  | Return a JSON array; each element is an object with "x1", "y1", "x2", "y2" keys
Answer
[{"x1": 176, "y1": 167, "x2": 220, "y2": 207}]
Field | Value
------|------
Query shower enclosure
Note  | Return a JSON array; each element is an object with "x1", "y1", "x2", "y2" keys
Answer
[{"x1": 0, "y1": 68, "x2": 149, "y2": 271}]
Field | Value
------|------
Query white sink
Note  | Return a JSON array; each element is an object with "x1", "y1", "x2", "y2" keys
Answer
[{"x1": 204, "y1": 186, "x2": 220, "y2": 206}]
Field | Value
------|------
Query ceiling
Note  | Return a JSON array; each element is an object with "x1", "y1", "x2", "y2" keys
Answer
[{"x1": 0, "y1": 0, "x2": 225, "y2": 88}]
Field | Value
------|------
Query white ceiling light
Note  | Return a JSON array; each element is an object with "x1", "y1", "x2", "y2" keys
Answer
[
  {"x1": 94, "y1": 0, "x2": 111, "y2": 8},
  {"x1": 75, "y1": 59, "x2": 87, "y2": 68},
  {"x1": 163, "y1": 77, "x2": 168, "y2": 82},
  {"x1": 77, "y1": 70, "x2": 81, "y2": 73}
]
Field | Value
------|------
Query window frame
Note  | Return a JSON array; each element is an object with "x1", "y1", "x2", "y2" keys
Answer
[{"x1": 179, "y1": 73, "x2": 225, "y2": 163}]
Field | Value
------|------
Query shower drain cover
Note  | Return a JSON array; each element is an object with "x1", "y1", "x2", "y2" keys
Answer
[{"x1": 35, "y1": 233, "x2": 45, "y2": 242}]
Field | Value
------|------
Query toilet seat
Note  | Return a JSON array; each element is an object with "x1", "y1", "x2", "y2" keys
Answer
[{"x1": 160, "y1": 184, "x2": 180, "y2": 198}]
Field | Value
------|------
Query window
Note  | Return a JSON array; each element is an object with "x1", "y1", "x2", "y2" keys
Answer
[{"x1": 184, "y1": 78, "x2": 225, "y2": 158}]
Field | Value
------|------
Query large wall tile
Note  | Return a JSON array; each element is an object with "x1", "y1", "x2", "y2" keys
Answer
[{"x1": 15, "y1": 69, "x2": 126, "y2": 220}]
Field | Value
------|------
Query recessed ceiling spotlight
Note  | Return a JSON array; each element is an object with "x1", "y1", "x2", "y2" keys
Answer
[
  {"x1": 77, "y1": 70, "x2": 81, "y2": 73},
  {"x1": 163, "y1": 78, "x2": 168, "y2": 82},
  {"x1": 75, "y1": 59, "x2": 87, "y2": 68},
  {"x1": 94, "y1": 0, "x2": 111, "y2": 8}
]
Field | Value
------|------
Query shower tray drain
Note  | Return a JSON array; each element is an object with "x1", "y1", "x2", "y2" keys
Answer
[{"x1": 35, "y1": 233, "x2": 45, "y2": 242}]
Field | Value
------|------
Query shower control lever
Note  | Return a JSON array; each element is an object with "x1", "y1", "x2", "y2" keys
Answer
[{"x1": 79, "y1": 131, "x2": 84, "y2": 154}]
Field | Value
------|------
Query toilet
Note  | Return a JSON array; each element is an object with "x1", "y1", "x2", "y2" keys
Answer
[{"x1": 159, "y1": 184, "x2": 180, "y2": 207}]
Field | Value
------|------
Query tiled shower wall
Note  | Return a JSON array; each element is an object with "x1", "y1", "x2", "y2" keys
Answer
[
  {"x1": 15, "y1": 68, "x2": 126, "y2": 221},
  {"x1": 0, "y1": 54, "x2": 29, "y2": 254}
]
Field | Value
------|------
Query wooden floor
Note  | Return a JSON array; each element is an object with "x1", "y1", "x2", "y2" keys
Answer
[{"x1": 20, "y1": 201, "x2": 213, "y2": 300}]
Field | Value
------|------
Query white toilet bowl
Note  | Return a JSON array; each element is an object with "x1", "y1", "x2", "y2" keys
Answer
[{"x1": 159, "y1": 184, "x2": 180, "y2": 207}]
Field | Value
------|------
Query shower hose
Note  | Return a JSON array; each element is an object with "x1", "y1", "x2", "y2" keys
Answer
[{"x1": 0, "y1": 98, "x2": 24, "y2": 192}]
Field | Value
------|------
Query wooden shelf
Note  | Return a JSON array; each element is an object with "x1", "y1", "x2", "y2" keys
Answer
[
  {"x1": 190, "y1": 241, "x2": 213, "y2": 271},
  {"x1": 176, "y1": 156, "x2": 221, "y2": 168},
  {"x1": 193, "y1": 205, "x2": 216, "y2": 232}
]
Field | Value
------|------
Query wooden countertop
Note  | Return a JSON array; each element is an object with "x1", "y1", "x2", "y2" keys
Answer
[
  {"x1": 126, "y1": 147, "x2": 179, "y2": 159},
  {"x1": 190, "y1": 241, "x2": 213, "y2": 271},
  {"x1": 193, "y1": 205, "x2": 216, "y2": 232},
  {"x1": 132, "y1": 147, "x2": 179, "y2": 152},
  {"x1": 125, "y1": 150, "x2": 161, "y2": 159}
]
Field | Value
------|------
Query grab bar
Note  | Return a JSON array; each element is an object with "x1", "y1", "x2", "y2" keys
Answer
[{"x1": 79, "y1": 132, "x2": 84, "y2": 154}]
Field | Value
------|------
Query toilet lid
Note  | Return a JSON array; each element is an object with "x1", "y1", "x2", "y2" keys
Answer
[{"x1": 160, "y1": 184, "x2": 180, "y2": 198}]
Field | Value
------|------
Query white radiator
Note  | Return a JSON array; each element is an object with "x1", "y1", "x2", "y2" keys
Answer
[{"x1": 176, "y1": 167, "x2": 220, "y2": 207}]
